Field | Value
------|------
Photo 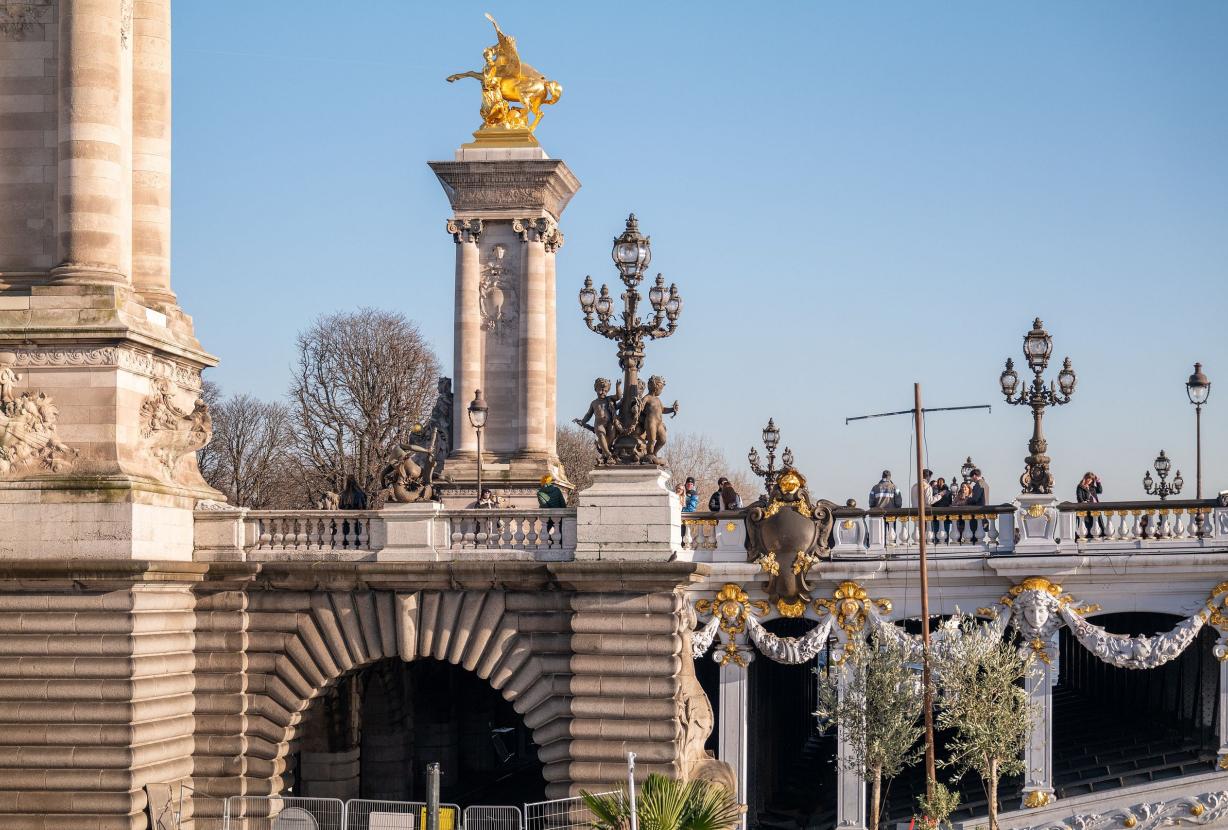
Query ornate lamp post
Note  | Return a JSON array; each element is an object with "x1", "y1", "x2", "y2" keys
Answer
[
  {"x1": 467, "y1": 389, "x2": 489, "y2": 501},
  {"x1": 748, "y1": 418, "x2": 794, "y2": 494},
  {"x1": 959, "y1": 456, "x2": 977, "y2": 485},
  {"x1": 577, "y1": 215, "x2": 683, "y2": 464},
  {"x1": 1143, "y1": 450, "x2": 1183, "y2": 501},
  {"x1": 1186, "y1": 363, "x2": 1211, "y2": 500},
  {"x1": 999, "y1": 318, "x2": 1077, "y2": 494}
]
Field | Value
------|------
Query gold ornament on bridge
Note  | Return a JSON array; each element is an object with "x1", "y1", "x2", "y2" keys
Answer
[
  {"x1": 813, "y1": 580, "x2": 893, "y2": 642},
  {"x1": 446, "y1": 14, "x2": 562, "y2": 147}
]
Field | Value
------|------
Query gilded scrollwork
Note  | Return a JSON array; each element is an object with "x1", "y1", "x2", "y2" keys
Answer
[
  {"x1": 745, "y1": 467, "x2": 834, "y2": 615},
  {"x1": 1019, "y1": 790, "x2": 1228, "y2": 830}
]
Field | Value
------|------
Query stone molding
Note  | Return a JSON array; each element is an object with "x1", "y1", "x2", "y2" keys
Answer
[
  {"x1": 429, "y1": 159, "x2": 581, "y2": 219},
  {"x1": 14, "y1": 345, "x2": 204, "y2": 390},
  {"x1": 513, "y1": 217, "x2": 564, "y2": 251}
]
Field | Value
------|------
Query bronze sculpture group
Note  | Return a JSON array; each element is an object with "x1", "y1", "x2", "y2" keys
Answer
[{"x1": 574, "y1": 375, "x2": 678, "y2": 466}]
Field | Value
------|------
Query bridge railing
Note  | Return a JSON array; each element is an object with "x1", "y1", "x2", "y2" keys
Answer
[{"x1": 682, "y1": 500, "x2": 1227, "y2": 561}]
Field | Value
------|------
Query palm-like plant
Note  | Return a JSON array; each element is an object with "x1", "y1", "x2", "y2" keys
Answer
[{"x1": 581, "y1": 774, "x2": 742, "y2": 830}]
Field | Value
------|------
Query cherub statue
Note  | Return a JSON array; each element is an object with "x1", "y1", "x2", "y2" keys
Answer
[
  {"x1": 637, "y1": 375, "x2": 678, "y2": 465},
  {"x1": 0, "y1": 352, "x2": 20, "y2": 416},
  {"x1": 445, "y1": 15, "x2": 562, "y2": 133},
  {"x1": 573, "y1": 378, "x2": 617, "y2": 465}
]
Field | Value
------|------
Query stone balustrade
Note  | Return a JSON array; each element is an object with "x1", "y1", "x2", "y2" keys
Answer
[
  {"x1": 194, "y1": 505, "x2": 577, "y2": 562},
  {"x1": 1058, "y1": 500, "x2": 1221, "y2": 547}
]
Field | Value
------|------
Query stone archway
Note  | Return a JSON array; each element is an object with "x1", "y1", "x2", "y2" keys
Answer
[{"x1": 189, "y1": 562, "x2": 703, "y2": 805}]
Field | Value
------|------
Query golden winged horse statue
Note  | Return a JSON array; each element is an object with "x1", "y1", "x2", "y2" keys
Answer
[{"x1": 446, "y1": 14, "x2": 562, "y2": 133}]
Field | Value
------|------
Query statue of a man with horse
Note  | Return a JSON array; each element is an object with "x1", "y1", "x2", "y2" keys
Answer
[{"x1": 446, "y1": 14, "x2": 562, "y2": 134}]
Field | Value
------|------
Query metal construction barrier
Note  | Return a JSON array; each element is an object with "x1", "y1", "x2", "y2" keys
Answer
[
  {"x1": 343, "y1": 799, "x2": 461, "y2": 830},
  {"x1": 225, "y1": 796, "x2": 346, "y2": 830},
  {"x1": 524, "y1": 792, "x2": 615, "y2": 830},
  {"x1": 461, "y1": 806, "x2": 523, "y2": 830}
]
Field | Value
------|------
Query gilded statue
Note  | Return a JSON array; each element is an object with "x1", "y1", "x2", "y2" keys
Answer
[
  {"x1": 745, "y1": 468, "x2": 836, "y2": 617},
  {"x1": 446, "y1": 14, "x2": 562, "y2": 135}
]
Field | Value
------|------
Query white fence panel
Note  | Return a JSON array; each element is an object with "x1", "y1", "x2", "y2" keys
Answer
[
  {"x1": 524, "y1": 792, "x2": 616, "y2": 830},
  {"x1": 225, "y1": 796, "x2": 345, "y2": 830},
  {"x1": 462, "y1": 805, "x2": 523, "y2": 830},
  {"x1": 344, "y1": 799, "x2": 461, "y2": 830}
]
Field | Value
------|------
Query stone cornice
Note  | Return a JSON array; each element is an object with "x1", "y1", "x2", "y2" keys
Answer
[
  {"x1": 11, "y1": 344, "x2": 203, "y2": 389},
  {"x1": 429, "y1": 159, "x2": 581, "y2": 221}
]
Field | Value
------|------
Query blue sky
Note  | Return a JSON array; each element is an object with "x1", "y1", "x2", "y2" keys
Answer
[{"x1": 173, "y1": 1, "x2": 1227, "y2": 503}]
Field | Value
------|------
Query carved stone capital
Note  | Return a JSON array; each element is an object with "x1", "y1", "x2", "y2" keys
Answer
[
  {"x1": 446, "y1": 218, "x2": 483, "y2": 244},
  {"x1": 512, "y1": 217, "x2": 561, "y2": 247}
]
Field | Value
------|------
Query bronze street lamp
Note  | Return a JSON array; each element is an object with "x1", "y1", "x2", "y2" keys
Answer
[
  {"x1": 1186, "y1": 363, "x2": 1211, "y2": 500},
  {"x1": 467, "y1": 389, "x2": 488, "y2": 502},
  {"x1": 1000, "y1": 318, "x2": 1077, "y2": 494},
  {"x1": 577, "y1": 215, "x2": 683, "y2": 464},
  {"x1": 960, "y1": 456, "x2": 977, "y2": 484},
  {"x1": 748, "y1": 418, "x2": 794, "y2": 496},
  {"x1": 1143, "y1": 450, "x2": 1183, "y2": 501}
]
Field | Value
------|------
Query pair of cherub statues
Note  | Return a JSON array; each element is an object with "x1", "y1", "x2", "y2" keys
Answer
[{"x1": 574, "y1": 376, "x2": 678, "y2": 466}]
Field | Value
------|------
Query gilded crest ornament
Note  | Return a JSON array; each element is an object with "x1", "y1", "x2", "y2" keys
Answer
[
  {"x1": 745, "y1": 467, "x2": 835, "y2": 613},
  {"x1": 694, "y1": 583, "x2": 768, "y2": 666},
  {"x1": 813, "y1": 581, "x2": 893, "y2": 642}
]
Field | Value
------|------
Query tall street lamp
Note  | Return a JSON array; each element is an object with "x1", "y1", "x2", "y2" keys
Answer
[
  {"x1": 1143, "y1": 450, "x2": 1183, "y2": 501},
  {"x1": 1186, "y1": 363, "x2": 1211, "y2": 500},
  {"x1": 467, "y1": 389, "x2": 488, "y2": 502},
  {"x1": 1000, "y1": 318, "x2": 1077, "y2": 494},
  {"x1": 577, "y1": 215, "x2": 683, "y2": 464},
  {"x1": 748, "y1": 418, "x2": 794, "y2": 496}
]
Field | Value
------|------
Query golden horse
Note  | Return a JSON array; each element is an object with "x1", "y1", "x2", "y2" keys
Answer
[{"x1": 446, "y1": 14, "x2": 562, "y2": 132}]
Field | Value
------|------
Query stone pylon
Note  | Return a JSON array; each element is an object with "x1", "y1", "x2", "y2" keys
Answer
[
  {"x1": 430, "y1": 144, "x2": 580, "y2": 503},
  {"x1": 0, "y1": 0, "x2": 220, "y2": 559}
]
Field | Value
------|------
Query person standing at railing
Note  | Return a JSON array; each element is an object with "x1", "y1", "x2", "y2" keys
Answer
[
  {"x1": 931, "y1": 476, "x2": 953, "y2": 539},
  {"x1": 708, "y1": 476, "x2": 743, "y2": 511},
  {"x1": 682, "y1": 477, "x2": 699, "y2": 512},
  {"x1": 969, "y1": 468, "x2": 990, "y2": 535},
  {"x1": 469, "y1": 487, "x2": 500, "y2": 509},
  {"x1": 952, "y1": 481, "x2": 973, "y2": 540},
  {"x1": 869, "y1": 470, "x2": 902, "y2": 509},
  {"x1": 536, "y1": 475, "x2": 566, "y2": 508},
  {"x1": 910, "y1": 469, "x2": 934, "y2": 508},
  {"x1": 1076, "y1": 472, "x2": 1104, "y2": 537}
]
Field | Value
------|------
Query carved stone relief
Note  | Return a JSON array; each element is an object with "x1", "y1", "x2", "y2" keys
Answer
[
  {"x1": 14, "y1": 346, "x2": 204, "y2": 390},
  {"x1": 139, "y1": 378, "x2": 211, "y2": 478},
  {"x1": 0, "y1": 351, "x2": 77, "y2": 476},
  {"x1": 479, "y1": 243, "x2": 519, "y2": 339},
  {"x1": 0, "y1": 0, "x2": 50, "y2": 39}
]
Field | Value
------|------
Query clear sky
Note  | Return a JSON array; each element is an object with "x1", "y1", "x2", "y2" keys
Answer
[{"x1": 173, "y1": 1, "x2": 1227, "y2": 504}]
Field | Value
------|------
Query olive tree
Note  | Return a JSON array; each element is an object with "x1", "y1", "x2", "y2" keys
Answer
[
  {"x1": 816, "y1": 636, "x2": 924, "y2": 830},
  {"x1": 932, "y1": 616, "x2": 1033, "y2": 830}
]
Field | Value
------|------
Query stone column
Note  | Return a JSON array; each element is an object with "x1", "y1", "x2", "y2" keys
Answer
[
  {"x1": 1020, "y1": 634, "x2": 1057, "y2": 808},
  {"x1": 544, "y1": 230, "x2": 561, "y2": 462},
  {"x1": 835, "y1": 648, "x2": 867, "y2": 830},
  {"x1": 54, "y1": 0, "x2": 128, "y2": 285},
  {"x1": 718, "y1": 654, "x2": 751, "y2": 824},
  {"x1": 517, "y1": 218, "x2": 550, "y2": 456},
  {"x1": 131, "y1": 0, "x2": 175, "y2": 307},
  {"x1": 449, "y1": 219, "x2": 483, "y2": 457}
]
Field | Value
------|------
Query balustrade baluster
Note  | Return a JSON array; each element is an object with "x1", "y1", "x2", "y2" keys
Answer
[
  {"x1": 258, "y1": 519, "x2": 272, "y2": 549},
  {"x1": 960, "y1": 515, "x2": 973, "y2": 544},
  {"x1": 885, "y1": 518, "x2": 898, "y2": 546},
  {"x1": 1074, "y1": 513, "x2": 1088, "y2": 542},
  {"x1": 987, "y1": 514, "x2": 1000, "y2": 546},
  {"x1": 1174, "y1": 509, "x2": 1188, "y2": 539}
]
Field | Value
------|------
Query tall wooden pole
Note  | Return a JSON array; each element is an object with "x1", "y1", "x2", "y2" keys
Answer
[{"x1": 915, "y1": 382, "x2": 936, "y2": 798}]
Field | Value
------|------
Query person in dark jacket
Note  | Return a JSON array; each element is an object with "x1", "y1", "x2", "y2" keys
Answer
[
  {"x1": 708, "y1": 477, "x2": 743, "y2": 511},
  {"x1": 536, "y1": 475, "x2": 566, "y2": 508},
  {"x1": 1076, "y1": 471, "x2": 1103, "y2": 536},
  {"x1": 869, "y1": 470, "x2": 902, "y2": 509}
]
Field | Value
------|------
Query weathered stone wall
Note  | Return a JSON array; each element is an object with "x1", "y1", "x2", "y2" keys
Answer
[{"x1": 0, "y1": 560, "x2": 705, "y2": 828}]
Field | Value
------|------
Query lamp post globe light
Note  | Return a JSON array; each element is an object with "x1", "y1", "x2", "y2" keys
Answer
[
  {"x1": 1143, "y1": 450, "x2": 1183, "y2": 502},
  {"x1": 1000, "y1": 318, "x2": 1077, "y2": 494},
  {"x1": 467, "y1": 389, "x2": 489, "y2": 502},
  {"x1": 1186, "y1": 362, "x2": 1211, "y2": 500},
  {"x1": 577, "y1": 215, "x2": 683, "y2": 465},
  {"x1": 749, "y1": 418, "x2": 793, "y2": 498}
]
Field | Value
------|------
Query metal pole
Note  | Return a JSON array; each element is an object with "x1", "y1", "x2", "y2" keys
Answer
[
  {"x1": 914, "y1": 383, "x2": 936, "y2": 799},
  {"x1": 627, "y1": 751, "x2": 638, "y2": 830},
  {"x1": 1196, "y1": 404, "x2": 1203, "y2": 500},
  {"x1": 476, "y1": 425, "x2": 484, "y2": 504},
  {"x1": 426, "y1": 762, "x2": 440, "y2": 830}
]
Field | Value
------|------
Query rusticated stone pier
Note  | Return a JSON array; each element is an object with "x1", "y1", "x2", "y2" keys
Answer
[{"x1": 0, "y1": 559, "x2": 706, "y2": 828}]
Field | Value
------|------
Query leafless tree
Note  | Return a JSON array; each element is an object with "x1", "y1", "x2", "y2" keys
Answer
[
  {"x1": 196, "y1": 379, "x2": 224, "y2": 490},
  {"x1": 662, "y1": 431, "x2": 760, "y2": 508},
  {"x1": 556, "y1": 423, "x2": 597, "y2": 501},
  {"x1": 202, "y1": 391, "x2": 296, "y2": 508},
  {"x1": 288, "y1": 308, "x2": 441, "y2": 503}
]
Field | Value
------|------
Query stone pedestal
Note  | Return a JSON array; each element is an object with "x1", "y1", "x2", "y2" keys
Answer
[
  {"x1": 429, "y1": 148, "x2": 580, "y2": 498},
  {"x1": 377, "y1": 502, "x2": 448, "y2": 561},
  {"x1": 718, "y1": 655, "x2": 752, "y2": 825},
  {"x1": 0, "y1": 286, "x2": 219, "y2": 560},
  {"x1": 1021, "y1": 634, "x2": 1058, "y2": 809},
  {"x1": 835, "y1": 647, "x2": 869, "y2": 830},
  {"x1": 574, "y1": 467, "x2": 682, "y2": 561},
  {"x1": 1014, "y1": 493, "x2": 1060, "y2": 554}
]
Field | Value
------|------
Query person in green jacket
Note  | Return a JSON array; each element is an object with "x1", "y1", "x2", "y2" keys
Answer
[{"x1": 536, "y1": 474, "x2": 566, "y2": 508}]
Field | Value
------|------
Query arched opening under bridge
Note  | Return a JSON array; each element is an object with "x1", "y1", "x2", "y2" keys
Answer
[
  {"x1": 290, "y1": 657, "x2": 546, "y2": 807},
  {"x1": 747, "y1": 617, "x2": 838, "y2": 830},
  {"x1": 1053, "y1": 611, "x2": 1218, "y2": 798}
]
